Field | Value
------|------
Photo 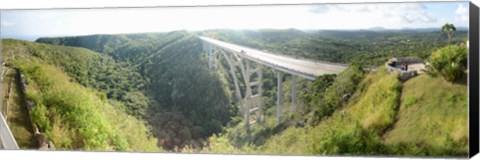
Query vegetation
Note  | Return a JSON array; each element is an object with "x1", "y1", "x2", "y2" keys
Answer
[
  {"x1": 2, "y1": 39, "x2": 147, "y2": 117},
  {"x1": 199, "y1": 66, "x2": 467, "y2": 157},
  {"x1": 14, "y1": 59, "x2": 159, "y2": 151},
  {"x1": 441, "y1": 23, "x2": 457, "y2": 44},
  {"x1": 426, "y1": 44, "x2": 467, "y2": 83},
  {"x1": 1, "y1": 27, "x2": 466, "y2": 157},
  {"x1": 35, "y1": 31, "x2": 236, "y2": 150},
  {"x1": 199, "y1": 67, "x2": 399, "y2": 155},
  {"x1": 304, "y1": 64, "x2": 366, "y2": 125},
  {"x1": 1, "y1": 67, "x2": 37, "y2": 148},
  {"x1": 384, "y1": 74, "x2": 468, "y2": 156},
  {"x1": 199, "y1": 28, "x2": 467, "y2": 67}
]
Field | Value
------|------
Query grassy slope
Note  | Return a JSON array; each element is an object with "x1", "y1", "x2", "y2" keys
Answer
[
  {"x1": 15, "y1": 59, "x2": 159, "y2": 151},
  {"x1": 383, "y1": 74, "x2": 468, "y2": 156},
  {"x1": 2, "y1": 67, "x2": 37, "y2": 148},
  {"x1": 259, "y1": 67, "x2": 401, "y2": 155},
  {"x1": 198, "y1": 67, "x2": 399, "y2": 155},
  {"x1": 2, "y1": 39, "x2": 146, "y2": 103},
  {"x1": 32, "y1": 32, "x2": 238, "y2": 150},
  {"x1": 1, "y1": 39, "x2": 160, "y2": 151},
  {"x1": 199, "y1": 67, "x2": 468, "y2": 157}
]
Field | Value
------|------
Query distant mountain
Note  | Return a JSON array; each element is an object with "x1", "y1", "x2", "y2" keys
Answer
[{"x1": 368, "y1": 26, "x2": 386, "y2": 31}]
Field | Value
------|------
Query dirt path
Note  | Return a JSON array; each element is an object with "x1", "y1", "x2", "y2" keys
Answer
[{"x1": 2, "y1": 67, "x2": 37, "y2": 148}]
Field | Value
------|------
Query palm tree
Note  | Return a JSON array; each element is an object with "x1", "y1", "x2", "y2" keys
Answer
[{"x1": 441, "y1": 23, "x2": 456, "y2": 44}]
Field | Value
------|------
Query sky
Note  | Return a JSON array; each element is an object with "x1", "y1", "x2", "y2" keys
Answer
[{"x1": 0, "y1": 1, "x2": 470, "y2": 41}]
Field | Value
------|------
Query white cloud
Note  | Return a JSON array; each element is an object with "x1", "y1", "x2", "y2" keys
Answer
[
  {"x1": 309, "y1": 5, "x2": 331, "y2": 13},
  {"x1": 0, "y1": 2, "x2": 467, "y2": 38},
  {"x1": 308, "y1": 3, "x2": 437, "y2": 29},
  {"x1": 1, "y1": 20, "x2": 15, "y2": 27},
  {"x1": 455, "y1": 4, "x2": 468, "y2": 23}
]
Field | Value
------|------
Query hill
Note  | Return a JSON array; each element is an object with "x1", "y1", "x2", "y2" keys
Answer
[
  {"x1": 35, "y1": 31, "x2": 237, "y2": 150},
  {"x1": 383, "y1": 74, "x2": 468, "y2": 156},
  {"x1": 2, "y1": 39, "x2": 147, "y2": 116},
  {"x1": 195, "y1": 66, "x2": 467, "y2": 157},
  {"x1": 26, "y1": 28, "x2": 468, "y2": 156},
  {"x1": 1, "y1": 39, "x2": 160, "y2": 151}
]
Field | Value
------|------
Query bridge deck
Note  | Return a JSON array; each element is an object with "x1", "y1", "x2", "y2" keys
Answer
[{"x1": 200, "y1": 36, "x2": 348, "y2": 80}]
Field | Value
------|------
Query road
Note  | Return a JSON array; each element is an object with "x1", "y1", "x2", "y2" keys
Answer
[
  {"x1": 199, "y1": 37, "x2": 347, "y2": 80},
  {"x1": 0, "y1": 112, "x2": 18, "y2": 149}
]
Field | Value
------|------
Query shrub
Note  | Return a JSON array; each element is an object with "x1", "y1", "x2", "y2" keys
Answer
[
  {"x1": 17, "y1": 60, "x2": 160, "y2": 151},
  {"x1": 427, "y1": 45, "x2": 467, "y2": 83},
  {"x1": 309, "y1": 123, "x2": 385, "y2": 155},
  {"x1": 307, "y1": 65, "x2": 366, "y2": 125},
  {"x1": 350, "y1": 73, "x2": 402, "y2": 133},
  {"x1": 30, "y1": 104, "x2": 51, "y2": 132},
  {"x1": 403, "y1": 96, "x2": 420, "y2": 108}
]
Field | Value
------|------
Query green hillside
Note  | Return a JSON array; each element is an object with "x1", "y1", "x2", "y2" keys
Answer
[
  {"x1": 2, "y1": 39, "x2": 147, "y2": 116},
  {"x1": 1, "y1": 39, "x2": 160, "y2": 151},
  {"x1": 34, "y1": 31, "x2": 237, "y2": 151},
  {"x1": 196, "y1": 67, "x2": 467, "y2": 157},
  {"x1": 384, "y1": 74, "x2": 468, "y2": 156},
  {"x1": 6, "y1": 28, "x2": 467, "y2": 156}
]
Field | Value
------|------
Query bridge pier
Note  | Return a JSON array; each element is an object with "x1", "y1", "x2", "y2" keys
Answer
[
  {"x1": 216, "y1": 47, "x2": 264, "y2": 130},
  {"x1": 200, "y1": 37, "x2": 347, "y2": 130},
  {"x1": 205, "y1": 43, "x2": 217, "y2": 70},
  {"x1": 277, "y1": 72, "x2": 283, "y2": 125}
]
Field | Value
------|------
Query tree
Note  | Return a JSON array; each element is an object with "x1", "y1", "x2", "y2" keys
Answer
[
  {"x1": 427, "y1": 45, "x2": 467, "y2": 83},
  {"x1": 441, "y1": 23, "x2": 456, "y2": 44}
]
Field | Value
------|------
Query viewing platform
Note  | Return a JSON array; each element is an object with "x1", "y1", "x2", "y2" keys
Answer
[{"x1": 386, "y1": 57, "x2": 425, "y2": 81}]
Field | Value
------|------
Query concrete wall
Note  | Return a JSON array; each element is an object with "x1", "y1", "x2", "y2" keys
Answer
[
  {"x1": 386, "y1": 56, "x2": 423, "y2": 81},
  {"x1": 0, "y1": 110, "x2": 19, "y2": 149}
]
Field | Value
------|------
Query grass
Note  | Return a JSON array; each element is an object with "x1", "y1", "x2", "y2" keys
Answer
[
  {"x1": 2, "y1": 39, "x2": 161, "y2": 151},
  {"x1": 242, "y1": 67, "x2": 401, "y2": 155},
  {"x1": 2, "y1": 67, "x2": 37, "y2": 148},
  {"x1": 383, "y1": 74, "x2": 468, "y2": 156},
  {"x1": 12, "y1": 59, "x2": 160, "y2": 151},
  {"x1": 347, "y1": 68, "x2": 402, "y2": 133},
  {"x1": 194, "y1": 65, "x2": 468, "y2": 157}
]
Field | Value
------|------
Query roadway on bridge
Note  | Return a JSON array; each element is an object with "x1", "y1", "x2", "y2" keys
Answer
[{"x1": 199, "y1": 37, "x2": 348, "y2": 79}]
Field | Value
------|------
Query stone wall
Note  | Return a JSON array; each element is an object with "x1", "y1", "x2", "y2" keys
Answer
[{"x1": 15, "y1": 68, "x2": 55, "y2": 150}]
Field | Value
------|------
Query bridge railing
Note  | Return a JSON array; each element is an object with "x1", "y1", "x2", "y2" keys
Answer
[
  {"x1": 203, "y1": 39, "x2": 320, "y2": 80},
  {"x1": 255, "y1": 49, "x2": 349, "y2": 68},
  {"x1": 233, "y1": 48, "x2": 320, "y2": 79},
  {"x1": 0, "y1": 111, "x2": 19, "y2": 149}
]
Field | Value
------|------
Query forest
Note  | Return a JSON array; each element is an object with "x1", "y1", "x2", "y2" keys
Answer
[{"x1": 1, "y1": 28, "x2": 469, "y2": 156}]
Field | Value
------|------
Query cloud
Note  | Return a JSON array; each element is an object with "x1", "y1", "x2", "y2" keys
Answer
[
  {"x1": 0, "y1": 2, "x2": 466, "y2": 38},
  {"x1": 310, "y1": 3, "x2": 437, "y2": 25},
  {"x1": 1, "y1": 20, "x2": 15, "y2": 27},
  {"x1": 309, "y1": 4, "x2": 371, "y2": 13},
  {"x1": 381, "y1": 4, "x2": 436, "y2": 24},
  {"x1": 455, "y1": 4, "x2": 468, "y2": 23},
  {"x1": 309, "y1": 5, "x2": 332, "y2": 13}
]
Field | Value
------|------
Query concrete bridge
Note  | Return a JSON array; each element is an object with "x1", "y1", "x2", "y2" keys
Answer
[{"x1": 200, "y1": 36, "x2": 347, "y2": 129}]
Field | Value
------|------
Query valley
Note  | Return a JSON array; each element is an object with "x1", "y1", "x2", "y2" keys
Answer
[{"x1": 0, "y1": 28, "x2": 469, "y2": 157}]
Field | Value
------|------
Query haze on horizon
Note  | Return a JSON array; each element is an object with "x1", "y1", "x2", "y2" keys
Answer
[{"x1": 0, "y1": 2, "x2": 469, "y2": 41}]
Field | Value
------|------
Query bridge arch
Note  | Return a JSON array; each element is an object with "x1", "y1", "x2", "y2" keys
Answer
[{"x1": 200, "y1": 36, "x2": 347, "y2": 129}]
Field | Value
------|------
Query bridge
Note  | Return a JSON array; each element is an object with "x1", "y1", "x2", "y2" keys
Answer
[{"x1": 200, "y1": 36, "x2": 347, "y2": 129}]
